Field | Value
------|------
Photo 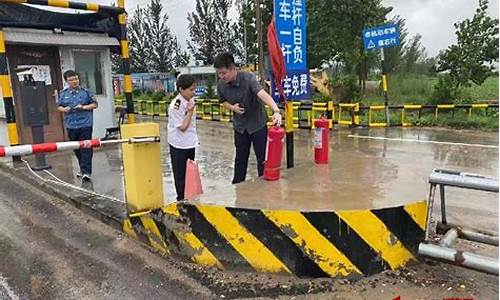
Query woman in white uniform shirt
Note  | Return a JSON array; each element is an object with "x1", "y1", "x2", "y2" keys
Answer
[{"x1": 168, "y1": 74, "x2": 198, "y2": 200}]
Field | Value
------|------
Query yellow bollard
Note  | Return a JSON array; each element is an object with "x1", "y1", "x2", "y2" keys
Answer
[{"x1": 121, "y1": 123, "x2": 164, "y2": 213}]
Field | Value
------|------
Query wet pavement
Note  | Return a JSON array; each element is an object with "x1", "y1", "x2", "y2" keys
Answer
[
  {"x1": 1, "y1": 117, "x2": 498, "y2": 231},
  {"x1": 0, "y1": 166, "x2": 215, "y2": 300}
]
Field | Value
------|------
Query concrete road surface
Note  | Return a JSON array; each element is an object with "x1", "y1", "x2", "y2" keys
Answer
[{"x1": 0, "y1": 167, "x2": 215, "y2": 300}]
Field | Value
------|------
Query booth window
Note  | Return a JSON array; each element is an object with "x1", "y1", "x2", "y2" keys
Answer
[{"x1": 73, "y1": 50, "x2": 104, "y2": 95}]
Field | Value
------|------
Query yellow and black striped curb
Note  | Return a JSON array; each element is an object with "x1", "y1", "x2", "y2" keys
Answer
[{"x1": 122, "y1": 200, "x2": 427, "y2": 278}]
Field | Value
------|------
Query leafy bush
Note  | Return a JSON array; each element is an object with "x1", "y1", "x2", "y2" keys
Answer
[
  {"x1": 151, "y1": 90, "x2": 166, "y2": 102},
  {"x1": 331, "y1": 75, "x2": 361, "y2": 102},
  {"x1": 431, "y1": 75, "x2": 462, "y2": 104}
]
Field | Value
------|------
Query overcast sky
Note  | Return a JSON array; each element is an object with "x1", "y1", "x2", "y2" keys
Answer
[{"x1": 101, "y1": 0, "x2": 499, "y2": 58}]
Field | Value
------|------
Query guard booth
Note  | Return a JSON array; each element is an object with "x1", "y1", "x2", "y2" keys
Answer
[{"x1": 0, "y1": 3, "x2": 119, "y2": 145}]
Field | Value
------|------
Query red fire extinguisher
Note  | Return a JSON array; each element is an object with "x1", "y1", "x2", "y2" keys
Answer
[
  {"x1": 263, "y1": 126, "x2": 285, "y2": 181},
  {"x1": 314, "y1": 117, "x2": 329, "y2": 164}
]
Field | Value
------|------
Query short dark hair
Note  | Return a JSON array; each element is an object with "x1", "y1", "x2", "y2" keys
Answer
[
  {"x1": 214, "y1": 52, "x2": 235, "y2": 69},
  {"x1": 176, "y1": 74, "x2": 196, "y2": 92},
  {"x1": 63, "y1": 70, "x2": 78, "y2": 81}
]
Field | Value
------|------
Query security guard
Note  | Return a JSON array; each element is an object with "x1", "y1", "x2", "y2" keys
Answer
[
  {"x1": 57, "y1": 70, "x2": 98, "y2": 181},
  {"x1": 168, "y1": 74, "x2": 198, "y2": 200}
]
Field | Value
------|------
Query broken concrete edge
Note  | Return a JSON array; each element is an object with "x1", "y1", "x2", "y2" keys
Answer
[
  {"x1": 0, "y1": 160, "x2": 429, "y2": 278},
  {"x1": 0, "y1": 161, "x2": 125, "y2": 232},
  {"x1": 125, "y1": 200, "x2": 429, "y2": 278}
]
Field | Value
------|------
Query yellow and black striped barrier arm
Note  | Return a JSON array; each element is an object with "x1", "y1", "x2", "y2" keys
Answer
[
  {"x1": 117, "y1": 0, "x2": 135, "y2": 124},
  {"x1": 124, "y1": 200, "x2": 427, "y2": 278},
  {"x1": 0, "y1": 29, "x2": 19, "y2": 147},
  {"x1": 0, "y1": 0, "x2": 125, "y2": 14}
]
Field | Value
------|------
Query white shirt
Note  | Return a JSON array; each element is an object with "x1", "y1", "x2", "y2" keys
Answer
[{"x1": 167, "y1": 94, "x2": 199, "y2": 149}]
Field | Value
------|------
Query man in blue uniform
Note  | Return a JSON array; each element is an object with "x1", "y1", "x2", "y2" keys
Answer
[{"x1": 57, "y1": 70, "x2": 98, "y2": 181}]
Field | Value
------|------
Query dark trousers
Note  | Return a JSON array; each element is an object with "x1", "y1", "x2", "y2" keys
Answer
[
  {"x1": 67, "y1": 127, "x2": 93, "y2": 175},
  {"x1": 169, "y1": 145, "x2": 195, "y2": 201},
  {"x1": 232, "y1": 126, "x2": 268, "y2": 184}
]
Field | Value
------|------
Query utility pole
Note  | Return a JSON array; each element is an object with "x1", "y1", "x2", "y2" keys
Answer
[
  {"x1": 256, "y1": 0, "x2": 265, "y2": 87},
  {"x1": 380, "y1": 48, "x2": 390, "y2": 126}
]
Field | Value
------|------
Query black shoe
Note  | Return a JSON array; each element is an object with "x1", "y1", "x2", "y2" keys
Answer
[{"x1": 82, "y1": 174, "x2": 92, "y2": 181}]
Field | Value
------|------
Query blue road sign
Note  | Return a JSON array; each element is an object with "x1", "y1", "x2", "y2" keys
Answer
[
  {"x1": 271, "y1": 69, "x2": 310, "y2": 101},
  {"x1": 273, "y1": 0, "x2": 309, "y2": 100},
  {"x1": 195, "y1": 85, "x2": 206, "y2": 97},
  {"x1": 362, "y1": 23, "x2": 400, "y2": 50}
]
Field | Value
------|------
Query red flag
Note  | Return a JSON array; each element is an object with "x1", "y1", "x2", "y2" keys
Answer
[{"x1": 267, "y1": 17, "x2": 287, "y2": 103}]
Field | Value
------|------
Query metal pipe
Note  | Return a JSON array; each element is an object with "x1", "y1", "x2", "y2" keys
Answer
[
  {"x1": 439, "y1": 184, "x2": 447, "y2": 224},
  {"x1": 437, "y1": 222, "x2": 499, "y2": 246},
  {"x1": 419, "y1": 243, "x2": 499, "y2": 275},
  {"x1": 100, "y1": 136, "x2": 160, "y2": 145},
  {"x1": 439, "y1": 228, "x2": 458, "y2": 248},
  {"x1": 425, "y1": 183, "x2": 437, "y2": 240},
  {"x1": 429, "y1": 169, "x2": 499, "y2": 192}
]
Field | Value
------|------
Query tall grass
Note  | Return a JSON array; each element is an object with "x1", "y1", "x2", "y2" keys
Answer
[{"x1": 360, "y1": 75, "x2": 498, "y2": 106}]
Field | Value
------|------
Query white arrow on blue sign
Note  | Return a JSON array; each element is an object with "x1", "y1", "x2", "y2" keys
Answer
[{"x1": 363, "y1": 23, "x2": 400, "y2": 50}]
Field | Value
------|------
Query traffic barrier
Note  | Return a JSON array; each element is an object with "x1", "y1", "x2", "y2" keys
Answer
[
  {"x1": 123, "y1": 200, "x2": 427, "y2": 278},
  {"x1": 0, "y1": 136, "x2": 158, "y2": 158},
  {"x1": 292, "y1": 101, "x2": 300, "y2": 129},
  {"x1": 435, "y1": 104, "x2": 455, "y2": 119},
  {"x1": 311, "y1": 102, "x2": 333, "y2": 129},
  {"x1": 401, "y1": 105, "x2": 421, "y2": 126},
  {"x1": 202, "y1": 102, "x2": 212, "y2": 120},
  {"x1": 368, "y1": 105, "x2": 387, "y2": 127},
  {"x1": 338, "y1": 103, "x2": 360, "y2": 126},
  {"x1": 469, "y1": 103, "x2": 489, "y2": 118},
  {"x1": 210, "y1": 100, "x2": 220, "y2": 121},
  {"x1": 158, "y1": 101, "x2": 168, "y2": 117},
  {"x1": 220, "y1": 104, "x2": 232, "y2": 122},
  {"x1": 145, "y1": 100, "x2": 154, "y2": 116},
  {"x1": 114, "y1": 98, "x2": 498, "y2": 128}
]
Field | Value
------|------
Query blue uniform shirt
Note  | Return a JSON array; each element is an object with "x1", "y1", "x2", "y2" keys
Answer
[{"x1": 57, "y1": 87, "x2": 97, "y2": 129}]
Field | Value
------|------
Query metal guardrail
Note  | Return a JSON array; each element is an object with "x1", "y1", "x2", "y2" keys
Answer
[{"x1": 420, "y1": 168, "x2": 499, "y2": 275}]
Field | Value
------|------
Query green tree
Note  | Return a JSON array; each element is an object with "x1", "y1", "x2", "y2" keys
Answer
[
  {"x1": 128, "y1": 5, "x2": 150, "y2": 73},
  {"x1": 383, "y1": 16, "x2": 408, "y2": 74},
  {"x1": 111, "y1": 52, "x2": 124, "y2": 74},
  {"x1": 437, "y1": 0, "x2": 499, "y2": 87},
  {"x1": 127, "y1": 1, "x2": 187, "y2": 73},
  {"x1": 306, "y1": 0, "x2": 391, "y2": 89},
  {"x1": 188, "y1": 0, "x2": 241, "y2": 65},
  {"x1": 236, "y1": 0, "x2": 273, "y2": 65},
  {"x1": 144, "y1": 0, "x2": 181, "y2": 72},
  {"x1": 173, "y1": 40, "x2": 191, "y2": 68},
  {"x1": 400, "y1": 34, "x2": 427, "y2": 74}
]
